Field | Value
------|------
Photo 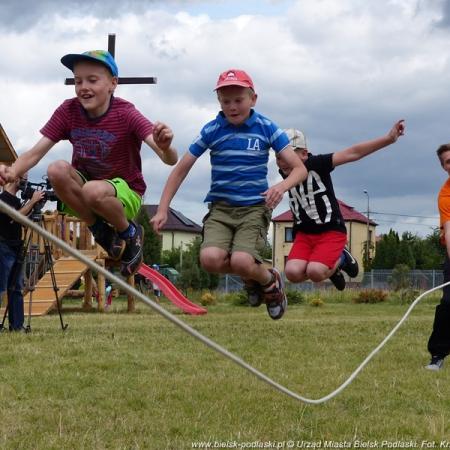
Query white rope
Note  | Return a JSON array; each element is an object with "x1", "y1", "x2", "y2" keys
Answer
[{"x1": 1, "y1": 199, "x2": 447, "y2": 405}]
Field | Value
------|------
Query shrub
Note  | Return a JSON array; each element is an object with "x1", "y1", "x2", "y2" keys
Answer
[
  {"x1": 389, "y1": 288, "x2": 421, "y2": 304},
  {"x1": 200, "y1": 291, "x2": 216, "y2": 306},
  {"x1": 309, "y1": 298, "x2": 324, "y2": 307},
  {"x1": 353, "y1": 289, "x2": 388, "y2": 304},
  {"x1": 220, "y1": 291, "x2": 249, "y2": 306},
  {"x1": 286, "y1": 290, "x2": 304, "y2": 305}
]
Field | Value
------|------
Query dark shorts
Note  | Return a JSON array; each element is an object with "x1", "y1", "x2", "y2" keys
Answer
[{"x1": 201, "y1": 203, "x2": 272, "y2": 262}]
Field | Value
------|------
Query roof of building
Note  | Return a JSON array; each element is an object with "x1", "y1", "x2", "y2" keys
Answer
[
  {"x1": 272, "y1": 199, "x2": 377, "y2": 226},
  {"x1": 142, "y1": 205, "x2": 202, "y2": 233},
  {"x1": 0, "y1": 123, "x2": 17, "y2": 165}
]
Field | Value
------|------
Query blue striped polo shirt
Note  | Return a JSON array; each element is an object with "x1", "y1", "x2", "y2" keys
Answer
[{"x1": 189, "y1": 109, "x2": 289, "y2": 206}]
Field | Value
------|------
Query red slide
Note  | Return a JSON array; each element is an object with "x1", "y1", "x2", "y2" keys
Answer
[{"x1": 137, "y1": 264, "x2": 207, "y2": 315}]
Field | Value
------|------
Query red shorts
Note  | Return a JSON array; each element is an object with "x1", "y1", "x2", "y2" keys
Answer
[{"x1": 288, "y1": 230, "x2": 347, "y2": 269}]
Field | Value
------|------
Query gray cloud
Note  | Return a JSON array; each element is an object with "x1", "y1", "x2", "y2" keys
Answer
[{"x1": 1, "y1": 0, "x2": 449, "y2": 238}]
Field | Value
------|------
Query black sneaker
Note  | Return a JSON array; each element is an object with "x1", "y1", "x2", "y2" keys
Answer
[
  {"x1": 243, "y1": 279, "x2": 263, "y2": 307},
  {"x1": 341, "y1": 248, "x2": 359, "y2": 278},
  {"x1": 120, "y1": 223, "x2": 144, "y2": 277},
  {"x1": 91, "y1": 221, "x2": 125, "y2": 260},
  {"x1": 425, "y1": 356, "x2": 445, "y2": 371},
  {"x1": 329, "y1": 269, "x2": 346, "y2": 291},
  {"x1": 263, "y1": 268, "x2": 287, "y2": 320}
]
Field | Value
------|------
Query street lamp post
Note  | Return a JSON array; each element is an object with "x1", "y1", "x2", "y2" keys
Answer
[{"x1": 363, "y1": 190, "x2": 370, "y2": 268}]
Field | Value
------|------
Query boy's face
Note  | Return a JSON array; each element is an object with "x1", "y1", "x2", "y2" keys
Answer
[
  {"x1": 440, "y1": 150, "x2": 450, "y2": 176},
  {"x1": 217, "y1": 86, "x2": 257, "y2": 126},
  {"x1": 276, "y1": 148, "x2": 308, "y2": 175},
  {"x1": 73, "y1": 61, "x2": 117, "y2": 118}
]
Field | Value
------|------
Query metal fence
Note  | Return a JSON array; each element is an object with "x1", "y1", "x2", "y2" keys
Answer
[{"x1": 217, "y1": 269, "x2": 445, "y2": 294}]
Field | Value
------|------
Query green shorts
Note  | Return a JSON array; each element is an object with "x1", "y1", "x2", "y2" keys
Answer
[
  {"x1": 201, "y1": 203, "x2": 272, "y2": 262},
  {"x1": 58, "y1": 174, "x2": 142, "y2": 221}
]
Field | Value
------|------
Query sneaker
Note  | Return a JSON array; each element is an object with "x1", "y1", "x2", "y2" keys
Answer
[
  {"x1": 329, "y1": 269, "x2": 346, "y2": 291},
  {"x1": 263, "y1": 268, "x2": 287, "y2": 320},
  {"x1": 243, "y1": 279, "x2": 263, "y2": 307},
  {"x1": 91, "y1": 221, "x2": 125, "y2": 261},
  {"x1": 120, "y1": 223, "x2": 145, "y2": 277},
  {"x1": 341, "y1": 248, "x2": 359, "y2": 278},
  {"x1": 425, "y1": 356, "x2": 444, "y2": 371}
]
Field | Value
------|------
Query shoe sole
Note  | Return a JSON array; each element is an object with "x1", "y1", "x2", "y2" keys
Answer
[
  {"x1": 265, "y1": 268, "x2": 287, "y2": 320},
  {"x1": 109, "y1": 240, "x2": 126, "y2": 261}
]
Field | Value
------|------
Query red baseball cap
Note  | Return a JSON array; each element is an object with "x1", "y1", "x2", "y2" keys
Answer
[{"x1": 215, "y1": 69, "x2": 254, "y2": 90}]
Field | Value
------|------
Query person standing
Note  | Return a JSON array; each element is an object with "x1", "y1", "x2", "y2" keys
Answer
[
  {"x1": 0, "y1": 176, "x2": 45, "y2": 331},
  {"x1": 426, "y1": 143, "x2": 450, "y2": 370}
]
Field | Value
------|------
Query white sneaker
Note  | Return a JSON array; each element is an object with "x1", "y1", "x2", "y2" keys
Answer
[{"x1": 425, "y1": 356, "x2": 444, "y2": 371}]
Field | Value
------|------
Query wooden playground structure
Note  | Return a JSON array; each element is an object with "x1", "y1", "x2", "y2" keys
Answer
[{"x1": 1, "y1": 211, "x2": 139, "y2": 317}]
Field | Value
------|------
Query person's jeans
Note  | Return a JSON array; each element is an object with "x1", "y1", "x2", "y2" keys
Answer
[{"x1": 0, "y1": 241, "x2": 24, "y2": 330}]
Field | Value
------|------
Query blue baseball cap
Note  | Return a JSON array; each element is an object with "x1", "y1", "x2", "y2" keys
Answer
[{"x1": 61, "y1": 50, "x2": 119, "y2": 77}]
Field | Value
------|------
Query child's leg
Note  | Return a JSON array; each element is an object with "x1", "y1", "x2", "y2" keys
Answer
[
  {"x1": 47, "y1": 161, "x2": 96, "y2": 225},
  {"x1": 305, "y1": 231, "x2": 347, "y2": 283},
  {"x1": 284, "y1": 231, "x2": 312, "y2": 283},
  {"x1": 285, "y1": 259, "x2": 309, "y2": 283},
  {"x1": 81, "y1": 180, "x2": 128, "y2": 232},
  {"x1": 229, "y1": 251, "x2": 272, "y2": 286},
  {"x1": 200, "y1": 247, "x2": 231, "y2": 273}
]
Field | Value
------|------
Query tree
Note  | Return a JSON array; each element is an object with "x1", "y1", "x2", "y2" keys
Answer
[
  {"x1": 177, "y1": 237, "x2": 219, "y2": 290},
  {"x1": 371, "y1": 228, "x2": 444, "y2": 270},
  {"x1": 135, "y1": 207, "x2": 162, "y2": 265}
]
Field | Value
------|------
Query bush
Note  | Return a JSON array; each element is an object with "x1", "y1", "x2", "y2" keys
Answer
[
  {"x1": 286, "y1": 290, "x2": 304, "y2": 305},
  {"x1": 389, "y1": 288, "x2": 421, "y2": 304},
  {"x1": 309, "y1": 298, "x2": 324, "y2": 307},
  {"x1": 200, "y1": 291, "x2": 216, "y2": 306},
  {"x1": 353, "y1": 289, "x2": 388, "y2": 304},
  {"x1": 220, "y1": 291, "x2": 249, "y2": 306}
]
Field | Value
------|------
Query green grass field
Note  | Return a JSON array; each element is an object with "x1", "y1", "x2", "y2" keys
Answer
[{"x1": 0, "y1": 293, "x2": 449, "y2": 450}]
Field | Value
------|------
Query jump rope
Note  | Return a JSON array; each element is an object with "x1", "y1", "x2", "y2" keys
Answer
[{"x1": 1, "y1": 199, "x2": 446, "y2": 405}]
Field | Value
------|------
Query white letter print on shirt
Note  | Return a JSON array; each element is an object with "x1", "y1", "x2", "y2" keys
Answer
[
  {"x1": 247, "y1": 138, "x2": 261, "y2": 152},
  {"x1": 289, "y1": 170, "x2": 332, "y2": 224}
]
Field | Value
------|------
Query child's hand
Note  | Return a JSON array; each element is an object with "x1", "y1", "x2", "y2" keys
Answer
[
  {"x1": 0, "y1": 164, "x2": 16, "y2": 186},
  {"x1": 388, "y1": 120, "x2": 405, "y2": 143},
  {"x1": 153, "y1": 122, "x2": 173, "y2": 151},
  {"x1": 150, "y1": 210, "x2": 168, "y2": 234},
  {"x1": 261, "y1": 183, "x2": 285, "y2": 209}
]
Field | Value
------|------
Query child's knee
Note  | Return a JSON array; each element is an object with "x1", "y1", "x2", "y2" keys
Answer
[
  {"x1": 200, "y1": 248, "x2": 228, "y2": 272},
  {"x1": 47, "y1": 160, "x2": 71, "y2": 182}
]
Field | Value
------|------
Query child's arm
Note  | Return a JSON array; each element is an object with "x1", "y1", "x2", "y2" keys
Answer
[
  {"x1": 332, "y1": 120, "x2": 405, "y2": 167},
  {"x1": 144, "y1": 122, "x2": 178, "y2": 166},
  {"x1": 262, "y1": 146, "x2": 307, "y2": 209},
  {"x1": 150, "y1": 152, "x2": 197, "y2": 232},
  {"x1": 0, "y1": 137, "x2": 55, "y2": 186}
]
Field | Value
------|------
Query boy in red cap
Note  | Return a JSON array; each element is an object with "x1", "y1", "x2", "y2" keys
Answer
[
  {"x1": 151, "y1": 69, "x2": 307, "y2": 320},
  {"x1": 0, "y1": 50, "x2": 178, "y2": 276}
]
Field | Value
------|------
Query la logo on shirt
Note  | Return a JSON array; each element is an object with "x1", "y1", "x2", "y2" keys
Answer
[{"x1": 246, "y1": 138, "x2": 261, "y2": 152}]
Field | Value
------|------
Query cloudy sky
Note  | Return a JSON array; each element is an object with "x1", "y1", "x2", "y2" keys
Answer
[{"x1": 1, "y1": 0, "x2": 449, "y2": 237}]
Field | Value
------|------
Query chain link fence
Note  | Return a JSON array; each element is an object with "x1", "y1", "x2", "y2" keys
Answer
[{"x1": 217, "y1": 270, "x2": 444, "y2": 294}]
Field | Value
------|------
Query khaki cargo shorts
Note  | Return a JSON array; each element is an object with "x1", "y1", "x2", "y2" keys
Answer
[{"x1": 201, "y1": 202, "x2": 272, "y2": 262}]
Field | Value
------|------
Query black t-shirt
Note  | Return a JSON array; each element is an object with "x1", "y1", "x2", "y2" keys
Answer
[
  {"x1": 0, "y1": 191, "x2": 22, "y2": 242},
  {"x1": 284, "y1": 153, "x2": 347, "y2": 234}
]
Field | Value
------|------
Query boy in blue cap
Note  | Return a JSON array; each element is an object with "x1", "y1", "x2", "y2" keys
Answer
[{"x1": 0, "y1": 50, "x2": 178, "y2": 276}]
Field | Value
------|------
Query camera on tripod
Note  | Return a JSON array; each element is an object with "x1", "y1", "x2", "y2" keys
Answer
[{"x1": 19, "y1": 177, "x2": 58, "y2": 221}]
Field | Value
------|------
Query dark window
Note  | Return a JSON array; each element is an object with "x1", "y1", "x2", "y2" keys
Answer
[{"x1": 285, "y1": 227, "x2": 294, "y2": 243}]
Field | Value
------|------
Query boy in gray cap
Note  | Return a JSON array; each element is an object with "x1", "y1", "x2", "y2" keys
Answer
[{"x1": 277, "y1": 121, "x2": 405, "y2": 290}]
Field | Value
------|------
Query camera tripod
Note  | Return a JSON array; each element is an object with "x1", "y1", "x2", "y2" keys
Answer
[{"x1": 0, "y1": 209, "x2": 68, "y2": 332}]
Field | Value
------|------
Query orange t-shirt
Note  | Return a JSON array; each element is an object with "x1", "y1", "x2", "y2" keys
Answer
[{"x1": 438, "y1": 178, "x2": 450, "y2": 245}]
